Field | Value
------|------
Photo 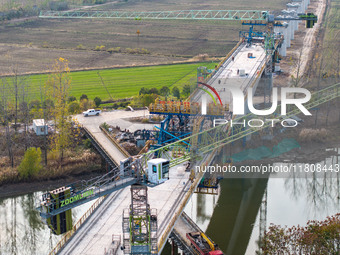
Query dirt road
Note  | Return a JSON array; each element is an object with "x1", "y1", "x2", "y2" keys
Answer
[{"x1": 290, "y1": 0, "x2": 327, "y2": 78}]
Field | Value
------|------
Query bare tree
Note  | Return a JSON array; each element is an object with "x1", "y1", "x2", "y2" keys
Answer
[
  {"x1": 313, "y1": 52, "x2": 327, "y2": 127},
  {"x1": 290, "y1": 49, "x2": 305, "y2": 98},
  {"x1": 39, "y1": 83, "x2": 48, "y2": 166},
  {"x1": 0, "y1": 80, "x2": 14, "y2": 167},
  {"x1": 6, "y1": 66, "x2": 27, "y2": 132},
  {"x1": 19, "y1": 78, "x2": 31, "y2": 150}
]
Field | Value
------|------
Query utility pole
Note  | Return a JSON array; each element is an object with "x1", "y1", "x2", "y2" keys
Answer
[{"x1": 97, "y1": 72, "x2": 115, "y2": 103}]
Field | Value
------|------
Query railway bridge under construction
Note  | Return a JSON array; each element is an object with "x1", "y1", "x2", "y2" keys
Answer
[{"x1": 35, "y1": 2, "x2": 340, "y2": 255}]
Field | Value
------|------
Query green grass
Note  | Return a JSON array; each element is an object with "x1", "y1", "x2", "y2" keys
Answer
[{"x1": 22, "y1": 62, "x2": 216, "y2": 101}]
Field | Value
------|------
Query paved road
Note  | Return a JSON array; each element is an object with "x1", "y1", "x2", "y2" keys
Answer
[{"x1": 75, "y1": 109, "x2": 155, "y2": 165}]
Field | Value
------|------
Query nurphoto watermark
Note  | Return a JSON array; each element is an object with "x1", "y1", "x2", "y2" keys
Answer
[{"x1": 195, "y1": 163, "x2": 339, "y2": 178}]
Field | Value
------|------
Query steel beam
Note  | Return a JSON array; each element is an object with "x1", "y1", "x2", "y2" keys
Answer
[{"x1": 39, "y1": 10, "x2": 268, "y2": 21}]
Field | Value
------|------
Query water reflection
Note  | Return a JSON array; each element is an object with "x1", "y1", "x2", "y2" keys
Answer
[
  {"x1": 0, "y1": 192, "x2": 93, "y2": 255},
  {"x1": 204, "y1": 178, "x2": 267, "y2": 255},
  {"x1": 185, "y1": 192, "x2": 219, "y2": 232},
  {"x1": 183, "y1": 149, "x2": 340, "y2": 255},
  {"x1": 1, "y1": 150, "x2": 339, "y2": 255}
]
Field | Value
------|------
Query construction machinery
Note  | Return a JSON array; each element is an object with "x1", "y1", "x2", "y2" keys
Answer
[{"x1": 186, "y1": 232, "x2": 224, "y2": 255}]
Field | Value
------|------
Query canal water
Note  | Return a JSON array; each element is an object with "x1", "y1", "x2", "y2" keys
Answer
[
  {"x1": 0, "y1": 148, "x2": 339, "y2": 255},
  {"x1": 0, "y1": 192, "x2": 93, "y2": 255},
  {"x1": 184, "y1": 148, "x2": 340, "y2": 255}
]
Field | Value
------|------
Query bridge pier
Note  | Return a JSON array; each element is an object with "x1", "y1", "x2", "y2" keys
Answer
[{"x1": 171, "y1": 239, "x2": 179, "y2": 255}]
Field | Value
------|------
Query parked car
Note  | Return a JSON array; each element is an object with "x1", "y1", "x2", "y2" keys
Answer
[{"x1": 83, "y1": 109, "x2": 101, "y2": 117}]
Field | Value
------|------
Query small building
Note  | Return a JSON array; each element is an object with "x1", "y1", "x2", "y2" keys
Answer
[
  {"x1": 33, "y1": 119, "x2": 48, "y2": 136},
  {"x1": 147, "y1": 158, "x2": 170, "y2": 185}
]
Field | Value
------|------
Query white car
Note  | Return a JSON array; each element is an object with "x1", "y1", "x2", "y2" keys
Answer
[{"x1": 83, "y1": 109, "x2": 101, "y2": 117}]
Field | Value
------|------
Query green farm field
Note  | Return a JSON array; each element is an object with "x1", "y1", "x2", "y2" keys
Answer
[{"x1": 23, "y1": 62, "x2": 216, "y2": 101}]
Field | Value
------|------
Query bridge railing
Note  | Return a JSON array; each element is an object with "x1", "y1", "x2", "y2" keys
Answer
[
  {"x1": 157, "y1": 148, "x2": 217, "y2": 252},
  {"x1": 82, "y1": 126, "x2": 117, "y2": 168},
  {"x1": 100, "y1": 125, "x2": 131, "y2": 158},
  {"x1": 242, "y1": 54, "x2": 269, "y2": 97},
  {"x1": 186, "y1": 39, "x2": 244, "y2": 102},
  {"x1": 207, "y1": 39, "x2": 244, "y2": 84},
  {"x1": 48, "y1": 196, "x2": 106, "y2": 255}
]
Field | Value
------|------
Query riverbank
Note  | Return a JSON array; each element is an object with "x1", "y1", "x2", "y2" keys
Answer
[
  {"x1": 1, "y1": 126, "x2": 339, "y2": 199},
  {"x1": 0, "y1": 167, "x2": 103, "y2": 199}
]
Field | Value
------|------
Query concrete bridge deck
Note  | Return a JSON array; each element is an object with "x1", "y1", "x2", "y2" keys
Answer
[
  {"x1": 192, "y1": 42, "x2": 267, "y2": 111},
  {"x1": 59, "y1": 163, "x2": 191, "y2": 255}
]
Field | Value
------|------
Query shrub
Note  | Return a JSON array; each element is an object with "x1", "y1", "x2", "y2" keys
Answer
[
  {"x1": 29, "y1": 99, "x2": 41, "y2": 110},
  {"x1": 124, "y1": 48, "x2": 132, "y2": 54},
  {"x1": 18, "y1": 147, "x2": 42, "y2": 179},
  {"x1": 43, "y1": 99, "x2": 54, "y2": 109},
  {"x1": 101, "y1": 122, "x2": 110, "y2": 131},
  {"x1": 131, "y1": 94, "x2": 157, "y2": 108},
  {"x1": 182, "y1": 84, "x2": 191, "y2": 97},
  {"x1": 94, "y1": 45, "x2": 106, "y2": 51},
  {"x1": 79, "y1": 99, "x2": 95, "y2": 111},
  {"x1": 149, "y1": 88, "x2": 159, "y2": 94},
  {"x1": 83, "y1": 139, "x2": 92, "y2": 149},
  {"x1": 42, "y1": 41, "x2": 49, "y2": 48},
  {"x1": 139, "y1": 87, "x2": 148, "y2": 95},
  {"x1": 140, "y1": 48, "x2": 150, "y2": 54},
  {"x1": 68, "y1": 96, "x2": 77, "y2": 103},
  {"x1": 94, "y1": 97, "x2": 102, "y2": 107},
  {"x1": 195, "y1": 53, "x2": 209, "y2": 61},
  {"x1": 139, "y1": 87, "x2": 159, "y2": 95},
  {"x1": 107, "y1": 47, "x2": 121, "y2": 53},
  {"x1": 298, "y1": 128, "x2": 328, "y2": 142},
  {"x1": 160, "y1": 86, "x2": 170, "y2": 97},
  {"x1": 68, "y1": 101, "x2": 80, "y2": 114},
  {"x1": 125, "y1": 48, "x2": 150, "y2": 54},
  {"x1": 172, "y1": 87, "x2": 180, "y2": 99},
  {"x1": 80, "y1": 94, "x2": 88, "y2": 101},
  {"x1": 76, "y1": 44, "x2": 86, "y2": 50},
  {"x1": 261, "y1": 214, "x2": 340, "y2": 254}
]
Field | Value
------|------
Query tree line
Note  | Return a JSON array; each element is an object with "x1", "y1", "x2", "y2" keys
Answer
[
  {"x1": 131, "y1": 84, "x2": 193, "y2": 108},
  {"x1": 0, "y1": 58, "x2": 89, "y2": 180}
]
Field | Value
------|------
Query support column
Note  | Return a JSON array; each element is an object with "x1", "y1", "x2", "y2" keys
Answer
[
  {"x1": 283, "y1": 21, "x2": 291, "y2": 48},
  {"x1": 171, "y1": 241, "x2": 179, "y2": 255},
  {"x1": 282, "y1": 10, "x2": 295, "y2": 41},
  {"x1": 274, "y1": 22, "x2": 287, "y2": 57},
  {"x1": 292, "y1": 0, "x2": 306, "y2": 12},
  {"x1": 286, "y1": 4, "x2": 299, "y2": 31},
  {"x1": 281, "y1": 23, "x2": 288, "y2": 56}
]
